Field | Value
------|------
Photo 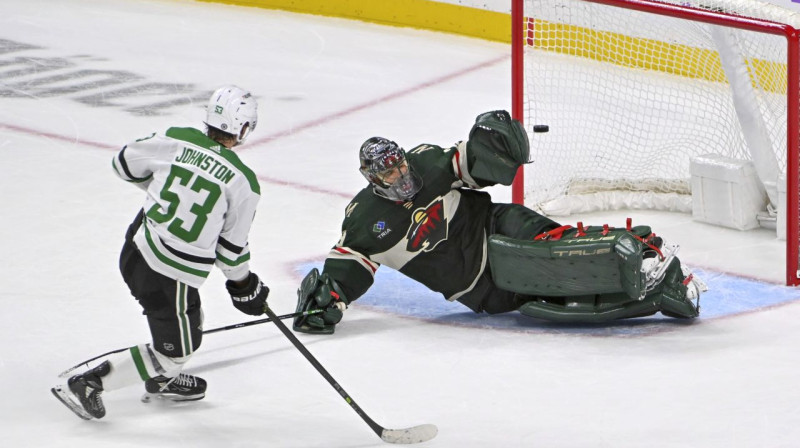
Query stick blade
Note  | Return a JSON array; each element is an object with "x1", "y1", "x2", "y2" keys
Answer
[{"x1": 380, "y1": 424, "x2": 438, "y2": 444}]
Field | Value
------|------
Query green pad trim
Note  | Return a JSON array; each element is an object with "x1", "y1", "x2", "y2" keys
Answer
[{"x1": 488, "y1": 228, "x2": 646, "y2": 299}]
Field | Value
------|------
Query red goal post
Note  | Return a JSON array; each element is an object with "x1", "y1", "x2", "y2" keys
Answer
[{"x1": 511, "y1": 0, "x2": 800, "y2": 285}]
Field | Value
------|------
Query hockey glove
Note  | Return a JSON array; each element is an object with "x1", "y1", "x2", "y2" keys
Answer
[
  {"x1": 294, "y1": 268, "x2": 349, "y2": 335},
  {"x1": 473, "y1": 110, "x2": 530, "y2": 164},
  {"x1": 225, "y1": 272, "x2": 269, "y2": 316},
  {"x1": 467, "y1": 110, "x2": 530, "y2": 186}
]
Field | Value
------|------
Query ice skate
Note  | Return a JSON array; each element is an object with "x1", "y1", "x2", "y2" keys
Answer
[
  {"x1": 682, "y1": 265, "x2": 708, "y2": 302},
  {"x1": 141, "y1": 373, "x2": 206, "y2": 403},
  {"x1": 51, "y1": 361, "x2": 110, "y2": 420}
]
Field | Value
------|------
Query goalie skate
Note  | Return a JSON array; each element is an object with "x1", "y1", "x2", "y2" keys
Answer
[
  {"x1": 640, "y1": 240, "x2": 679, "y2": 292},
  {"x1": 682, "y1": 266, "x2": 708, "y2": 302},
  {"x1": 141, "y1": 373, "x2": 206, "y2": 403}
]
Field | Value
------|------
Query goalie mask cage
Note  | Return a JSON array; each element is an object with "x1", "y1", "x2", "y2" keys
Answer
[{"x1": 510, "y1": 0, "x2": 800, "y2": 285}]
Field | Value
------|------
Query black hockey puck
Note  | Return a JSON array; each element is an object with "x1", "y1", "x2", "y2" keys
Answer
[{"x1": 532, "y1": 124, "x2": 549, "y2": 133}]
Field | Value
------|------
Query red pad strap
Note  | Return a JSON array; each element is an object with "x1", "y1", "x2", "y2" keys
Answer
[
  {"x1": 623, "y1": 216, "x2": 664, "y2": 259},
  {"x1": 682, "y1": 273, "x2": 693, "y2": 286},
  {"x1": 534, "y1": 225, "x2": 573, "y2": 241},
  {"x1": 631, "y1": 233, "x2": 664, "y2": 260},
  {"x1": 534, "y1": 218, "x2": 664, "y2": 261},
  {"x1": 576, "y1": 222, "x2": 586, "y2": 237}
]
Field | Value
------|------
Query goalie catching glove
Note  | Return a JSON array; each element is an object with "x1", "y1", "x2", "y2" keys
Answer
[
  {"x1": 225, "y1": 272, "x2": 269, "y2": 316},
  {"x1": 293, "y1": 268, "x2": 349, "y2": 335},
  {"x1": 466, "y1": 110, "x2": 531, "y2": 186}
]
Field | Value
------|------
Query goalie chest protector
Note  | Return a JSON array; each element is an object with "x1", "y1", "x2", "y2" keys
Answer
[{"x1": 487, "y1": 226, "x2": 648, "y2": 300}]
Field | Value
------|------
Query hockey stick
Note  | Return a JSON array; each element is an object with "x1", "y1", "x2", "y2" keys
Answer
[
  {"x1": 264, "y1": 306, "x2": 438, "y2": 444},
  {"x1": 57, "y1": 309, "x2": 321, "y2": 378}
]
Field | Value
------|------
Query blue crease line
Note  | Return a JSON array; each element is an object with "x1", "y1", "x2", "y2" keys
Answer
[{"x1": 296, "y1": 262, "x2": 800, "y2": 336}]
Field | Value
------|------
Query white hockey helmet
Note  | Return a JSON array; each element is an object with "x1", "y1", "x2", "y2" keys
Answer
[{"x1": 205, "y1": 85, "x2": 258, "y2": 144}]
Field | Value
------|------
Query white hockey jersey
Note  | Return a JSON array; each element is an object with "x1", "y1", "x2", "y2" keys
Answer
[{"x1": 112, "y1": 127, "x2": 260, "y2": 287}]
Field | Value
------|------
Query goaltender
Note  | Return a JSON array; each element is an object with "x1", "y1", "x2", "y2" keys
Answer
[{"x1": 293, "y1": 110, "x2": 706, "y2": 334}]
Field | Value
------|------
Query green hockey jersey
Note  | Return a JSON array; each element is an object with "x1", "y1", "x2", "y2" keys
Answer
[{"x1": 323, "y1": 141, "x2": 494, "y2": 303}]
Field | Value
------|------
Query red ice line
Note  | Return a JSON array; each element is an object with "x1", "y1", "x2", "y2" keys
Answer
[
  {"x1": 243, "y1": 54, "x2": 510, "y2": 149},
  {"x1": 0, "y1": 55, "x2": 509, "y2": 199}
]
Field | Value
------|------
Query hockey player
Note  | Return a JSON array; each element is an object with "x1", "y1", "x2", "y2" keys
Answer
[
  {"x1": 51, "y1": 85, "x2": 269, "y2": 420},
  {"x1": 294, "y1": 110, "x2": 706, "y2": 334}
]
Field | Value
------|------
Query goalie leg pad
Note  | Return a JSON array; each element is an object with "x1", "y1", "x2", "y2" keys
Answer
[
  {"x1": 518, "y1": 293, "x2": 661, "y2": 323},
  {"x1": 517, "y1": 257, "x2": 701, "y2": 322},
  {"x1": 489, "y1": 221, "x2": 703, "y2": 322},
  {"x1": 488, "y1": 228, "x2": 646, "y2": 300}
]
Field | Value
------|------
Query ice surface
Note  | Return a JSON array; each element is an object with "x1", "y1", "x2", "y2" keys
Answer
[{"x1": 1, "y1": 1, "x2": 799, "y2": 447}]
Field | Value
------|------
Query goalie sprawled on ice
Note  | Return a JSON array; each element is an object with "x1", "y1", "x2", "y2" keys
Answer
[{"x1": 294, "y1": 110, "x2": 707, "y2": 334}]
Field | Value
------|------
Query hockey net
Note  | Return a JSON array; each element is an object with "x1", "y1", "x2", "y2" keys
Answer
[{"x1": 511, "y1": 0, "x2": 800, "y2": 284}]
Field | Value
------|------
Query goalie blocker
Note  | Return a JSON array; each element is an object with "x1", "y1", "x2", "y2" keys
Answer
[{"x1": 489, "y1": 219, "x2": 704, "y2": 322}]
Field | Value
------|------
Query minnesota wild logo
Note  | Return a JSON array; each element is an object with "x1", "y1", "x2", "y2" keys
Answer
[{"x1": 406, "y1": 198, "x2": 447, "y2": 252}]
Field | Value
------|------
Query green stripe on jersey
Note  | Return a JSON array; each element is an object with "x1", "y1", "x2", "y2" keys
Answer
[
  {"x1": 177, "y1": 283, "x2": 192, "y2": 356},
  {"x1": 216, "y1": 251, "x2": 251, "y2": 267},
  {"x1": 143, "y1": 221, "x2": 211, "y2": 279},
  {"x1": 165, "y1": 127, "x2": 260, "y2": 195}
]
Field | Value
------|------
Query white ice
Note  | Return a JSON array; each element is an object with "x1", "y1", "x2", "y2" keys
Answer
[{"x1": 1, "y1": 0, "x2": 799, "y2": 447}]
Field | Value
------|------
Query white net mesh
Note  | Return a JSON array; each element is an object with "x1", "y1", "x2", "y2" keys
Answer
[{"x1": 522, "y1": 0, "x2": 794, "y2": 216}]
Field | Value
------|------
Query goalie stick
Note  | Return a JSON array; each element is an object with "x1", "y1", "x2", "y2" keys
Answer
[
  {"x1": 264, "y1": 306, "x2": 438, "y2": 444},
  {"x1": 57, "y1": 309, "x2": 322, "y2": 378}
]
